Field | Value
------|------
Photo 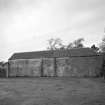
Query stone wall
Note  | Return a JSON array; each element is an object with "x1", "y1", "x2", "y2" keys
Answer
[
  {"x1": 42, "y1": 58, "x2": 55, "y2": 77},
  {"x1": 56, "y1": 56, "x2": 103, "y2": 77},
  {"x1": 8, "y1": 55, "x2": 103, "y2": 77},
  {"x1": 8, "y1": 59, "x2": 41, "y2": 77}
]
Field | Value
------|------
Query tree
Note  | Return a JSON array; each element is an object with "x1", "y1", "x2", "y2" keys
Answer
[
  {"x1": 91, "y1": 44, "x2": 99, "y2": 52},
  {"x1": 47, "y1": 37, "x2": 85, "y2": 50},
  {"x1": 66, "y1": 43, "x2": 73, "y2": 49},
  {"x1": 73, "y1": 38, "x2": 84, "y2": 48},
  {"x1": 66, "y1": 38, "x2": 84, "y2": 49},
  {"x1": 99, "y1": 29, "x2": 105, "y2": 52},
  {"x1": 99, "y1": 36, "x2": 105, "y2": 52},
  {"x1": 47, "y1": 38, "x2": 64, "y2": 50}
]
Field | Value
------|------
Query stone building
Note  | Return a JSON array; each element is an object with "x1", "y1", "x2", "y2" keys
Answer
[
  {"x1": 0, "y1": 62, "x2": 7, "y2": 77},
  {"x1": 8, "y1": 48, "x2": 103, "y2": 77}
]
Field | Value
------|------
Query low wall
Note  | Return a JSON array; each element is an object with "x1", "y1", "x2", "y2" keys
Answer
[{"x1": 8, "y1": 55, "x2": 103, "y2": 77}]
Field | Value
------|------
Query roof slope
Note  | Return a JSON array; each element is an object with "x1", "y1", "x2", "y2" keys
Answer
[{"x1": 9, "y1": 48, "x2": 98, "y2": 60}]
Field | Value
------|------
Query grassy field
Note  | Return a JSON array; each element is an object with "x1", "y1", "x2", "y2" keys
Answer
[{"x1": 0, "y1": 77, "x2": 105, "y2": 105}]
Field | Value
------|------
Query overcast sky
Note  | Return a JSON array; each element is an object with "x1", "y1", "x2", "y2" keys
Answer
[{"x1": 0, "y1": 0, "x2": 105, "y2": 61}]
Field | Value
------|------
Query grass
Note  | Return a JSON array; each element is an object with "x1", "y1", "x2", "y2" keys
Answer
[{"x1": 0, "y1": 77, "x2": 105, "y2": 105}]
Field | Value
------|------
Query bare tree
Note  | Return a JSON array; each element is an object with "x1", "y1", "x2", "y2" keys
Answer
[
  {"x1": 47, "y1": 38, "x2": 64, "y2": 50},
  {"x1": 66, "y1": 43, "x2": 73, "y2": 49},
  {"x1": 47, "y1": 37, "x2": 85, "y2": 50},
  {"x1": 73, "y1": 38, "x2": 84, "y2": 48}
]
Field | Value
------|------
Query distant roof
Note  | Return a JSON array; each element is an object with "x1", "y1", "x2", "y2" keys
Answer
[{"x1": 9, "y1": 48, "x2": 98, "y2": 60}]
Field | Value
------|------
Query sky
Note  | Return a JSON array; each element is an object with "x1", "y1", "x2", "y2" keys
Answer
[{"x1": 0, "y1": 0, "x2": 105, "y2": 61}]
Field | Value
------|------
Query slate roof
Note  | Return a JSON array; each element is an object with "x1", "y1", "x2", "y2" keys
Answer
[{"x1": 9, "y1": 48, "x2": 99, "y2": 60}]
